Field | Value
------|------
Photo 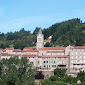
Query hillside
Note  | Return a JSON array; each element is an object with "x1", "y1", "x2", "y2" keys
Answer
[
  {"x1": 43, "y1": 18, "x2": 85, "y2": 46},
  {"x1": 0, "y1": 18, "x2": 85, "y2": 49}
]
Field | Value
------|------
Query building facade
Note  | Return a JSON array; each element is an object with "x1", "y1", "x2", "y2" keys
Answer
[
  {"x1": 68, "y1": 46, "x2": 85, "y2": 75},
  {"x1": 0, "y1": 29, "x2": 85, "y2": 75}
]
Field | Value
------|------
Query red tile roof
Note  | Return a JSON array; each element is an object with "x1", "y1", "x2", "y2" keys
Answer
[
  {"x1": 39, "y1": 47, "x2": 65, "y2": 50},
  {"x1": 8, "y1": 54, "x2": 21, "y2": 56},
  {"x1": 1, "y1": 53, "x2": 21, "y2": 56},
  {"x1": 13, "y1": 49, "x2": 22, "y2": 52},
  {"x1": 1, "y1": 53, "x2": 8, "y2": 56},
  {"x1": 2, "y1": 49, "x2": 6, "y2": 52},
  {"x1": 38, "y1": 55, "x2": 69, "y2": 58},
  {"x1": 47, "y1": 50, "x2": 64, "y2": 53},
  {"x1": 5, "y1": 47, "x2": 14, "y2": 50},
  {"x1": 25, "y1": 49, "x2": 38, "y2": 52},
  {"x1": 21, "y1": 54, "x2": 37, "y2": 57}
]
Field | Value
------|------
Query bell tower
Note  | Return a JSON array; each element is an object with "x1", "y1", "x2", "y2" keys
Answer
[{"x1": 36, "y1": 29, "x2": 44, "y2": 50}]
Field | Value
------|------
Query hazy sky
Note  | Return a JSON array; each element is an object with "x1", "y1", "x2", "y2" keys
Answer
[{"x1": 0, "y1": 0, "x2": 85, "y2": 33}]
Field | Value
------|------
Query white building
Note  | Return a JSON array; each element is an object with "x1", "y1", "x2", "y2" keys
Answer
[
  {"x1": 1, "y1": 29, "x2": 85, "y2": 75},
  {"x1": 68, "y1": 46, "x2": 85, "y2": 75}
]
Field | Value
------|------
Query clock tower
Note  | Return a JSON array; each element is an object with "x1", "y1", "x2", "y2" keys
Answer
[{"x1": 36, "y1": 29, "x2": 44, "y2": 50}]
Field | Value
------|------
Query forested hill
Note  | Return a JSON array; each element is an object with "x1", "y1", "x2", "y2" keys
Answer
[
  {"x1": 43, "y1": 18, "x2": 85, "y2": 46},
  {"x1": 0, "y1": 18, "x2": 85, "y2": 49}
]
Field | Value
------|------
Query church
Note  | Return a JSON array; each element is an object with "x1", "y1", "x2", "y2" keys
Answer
[{"x1": 1, "y1": 29, "x2": 85, "y2": 76}]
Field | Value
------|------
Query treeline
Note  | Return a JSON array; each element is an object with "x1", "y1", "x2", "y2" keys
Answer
[
  {"x1": 0, "y1": 18, "x2": 85, "y2": 49},
  {"x1": 41, "y1": 68, "x2": 85, "y2": 85},
  {"x1": 0, "y1": 28, "x2": 36, "y2": 49},
  {"x1": 43, "y1": 18, "x2": 85, "y2": 46},
  {"x1": 0, "y1": 56, "x2": 37, "y2": 85}
]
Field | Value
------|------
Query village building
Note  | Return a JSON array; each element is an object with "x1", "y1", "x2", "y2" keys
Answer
[{"x1": 0, "y1": 29, "x2": 85, "y2": 76}]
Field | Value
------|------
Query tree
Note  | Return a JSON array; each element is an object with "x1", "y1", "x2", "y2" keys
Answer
[
  {"x1": 64, "y1": 40, "x2": 71, "y2": 47},
  {"x1": 0, "y1": 56, "x2": 37, "y2": 85},
  {"x1": 33, "y1": 27, "x2": 40, "y2": 35},
  {"x1": 54, "y1": 68, "x2": 66, "y2": 78},
  {"x1": 44, "y1": 42, "x2": 52, "y2": 47},
  {"x1": 77, "y1": 71, "x2": 85, "y2": 82}
]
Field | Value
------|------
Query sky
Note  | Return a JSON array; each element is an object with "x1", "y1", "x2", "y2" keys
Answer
[{"x1": 0, "y1": 0, "x2": 85, "y2": 33}]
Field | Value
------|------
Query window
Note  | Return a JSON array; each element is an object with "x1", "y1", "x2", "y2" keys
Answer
[
  {"x1": 43, "y1": 65, "x2": 46, "y2": 68},
  {"x1": 47, "y1": 65, "x2": 48, "y2": 69},
  {"x1": 52, "y1": 65, "x2": 56, "y2": 67},
  {"x1": 38, "y1": 61, "x2": 39, "y2": 65},
  {"x1": 43, "y1": 61, "x2": 48, "y2": 63},
  {"x1": 43, "y1": 61, "x2": 45, "y2": 63},
  {"x1": 54, "y1": 61, "x2": 55, "y2": 63},
  {"x1": 42, "y1": 53, "x2": 43, "y2": 56}
]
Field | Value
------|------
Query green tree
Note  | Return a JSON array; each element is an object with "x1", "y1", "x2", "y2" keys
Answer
[
  {"x1": 44, "y1": 42, "x2": 52, "y2": 47},
  {"x1": 0, "y1": 56, "x2": 37, "y2": 85},
  {"x1": 54, "y1": 68, "x2": 66, "y2": 78}
]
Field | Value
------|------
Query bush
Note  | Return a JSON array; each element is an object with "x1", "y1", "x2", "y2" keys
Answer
[
  {"x1": 54, "y1": 68, "x2": 66, "y2": 78},
  {"x1": 63, "y1": 75, "x2": 77, "y2": 84},
  {"x1": 49, "y1": 75, "x2": 60, "y2": 81},
  {"x1": 41, "y1": 80, "x2": 67, "y2": 85}
]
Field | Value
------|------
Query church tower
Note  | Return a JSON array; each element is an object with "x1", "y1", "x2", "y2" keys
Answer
[{"x1": 36, "y1": 29, "x2": 44, "y2": 50}]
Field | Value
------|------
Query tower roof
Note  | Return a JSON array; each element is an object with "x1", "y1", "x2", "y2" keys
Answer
[{"x1": 38, "y1": 28, "x2": 42, "y2": 34}]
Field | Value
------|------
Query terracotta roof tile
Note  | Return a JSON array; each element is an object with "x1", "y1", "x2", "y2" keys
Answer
[
  {"x1": 13, "y1": 49, "x2": 22, "y2": 52},
  {"x1": 1, "y1": 53, "x2": 21, "y2": 56},
  {"x1": 8, "y1": 54, "x2": 21, "y2": 56},
  {"x1": 1, "y1": 53, "x2": 8, "y2": 56},
  {"x1": 39, "y1": 47, "x2": 65, "y2": 50},
  {"x1": 48, "y1": 50, "x2": 64, "y2": 53},
  {"x1": 2, "y1": 49, "x2": 6, "y2": 52},
  {"x1": 5, "y1": 47, "x2": 14, "y2": 50},
  {"x1": 38, "y1": 55, "x2": 69, "y2": 58},
  {"x1": 22, "y1": 54, "x2": 37, "y2": 57},
  {"x1": 25, "y1": 49, "x2": 38, "y2": 52}
]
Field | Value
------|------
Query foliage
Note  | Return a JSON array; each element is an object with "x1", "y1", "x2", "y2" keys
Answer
[
  {"x1": 0, "y1": 18, "x2": 85, "y2": 49},
  {"x1": 41, "y1": 68, "x2": 85, "y2": 85},
  {"x1": 0, "y1": 56, "x2": 37, "y2": 85},
  {"x1": 77, "y1": 71, "x2": 85, "y2": 82},
  {"x1": 0, "y1": 28, "x2": 36, "y2": 49},
  {"x1": 63, "y1": 75, "x2": 77, "y2": 84},
  {"x1": 41, "y1": 79, "x2": 67, "y2": 85},
  {"x1": 43, "y1": 18, "x2": 85, "y2": 46},
  {"x1": 44, "y1": 42, "x2": 52, "y2": 47},
  {"x1": 54, "y1": 68, "x2": 66, "y2": 78}
]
